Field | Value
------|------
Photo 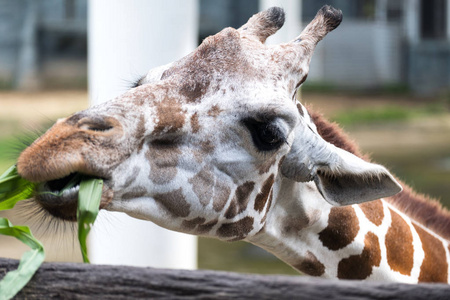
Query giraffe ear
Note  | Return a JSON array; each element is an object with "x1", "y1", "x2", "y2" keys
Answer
[
  {"x1": 311, "y1": 147, "x2": 402, "y2": 206},
  {"x1": 281, "y1": 125, "x2": 402, "y2": 206}
]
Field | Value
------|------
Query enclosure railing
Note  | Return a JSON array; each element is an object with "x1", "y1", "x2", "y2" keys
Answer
[{"x1": 1, "y1": 257, "x2": 449, "y2": 299}]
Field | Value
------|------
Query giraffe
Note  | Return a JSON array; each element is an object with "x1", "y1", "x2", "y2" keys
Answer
[{"x1": 16, "y1": 6, "x2": 450, "y2": 283}]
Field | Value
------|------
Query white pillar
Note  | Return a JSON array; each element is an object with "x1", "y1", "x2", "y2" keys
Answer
[
  {"x1": 404, "y1": 0, "x2": 420, "y2": 44},
  {"x1": 374, "y1": 0, "x2": 389, "y2": 83},
  {"x1": 259, "y1": 0, "x2": 302, "y2": 45},
  {"x1": 375, "y1": 0, "x2": 388, "y2": 23},
  {"x1": 88, "y1": 0, "x2": 198, "y2": 269},
  {"x1": 447, "y1": 0, "x2": 450, "y2": 40},
  {"x1": 16, "y1": 0, "x2": 39, "y2": 90}
]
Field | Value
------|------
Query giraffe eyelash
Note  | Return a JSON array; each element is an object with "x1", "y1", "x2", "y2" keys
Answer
[{"x1": 129, "y1": 75, "x2": 145, "y2": 89}]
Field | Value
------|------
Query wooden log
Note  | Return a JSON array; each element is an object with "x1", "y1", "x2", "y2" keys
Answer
[{"x1": 1, "y1": 257, "x2": 449, "y2": 299}]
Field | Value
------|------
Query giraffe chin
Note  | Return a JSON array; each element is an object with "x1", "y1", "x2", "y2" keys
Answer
[{"x1": 34, "y1": 172, "x2": 114, "y2": 221}]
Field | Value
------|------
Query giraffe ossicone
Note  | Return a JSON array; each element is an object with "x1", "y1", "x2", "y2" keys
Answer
[{"x1": 17, "y1": 6, "x2": 450, "y2": 283}]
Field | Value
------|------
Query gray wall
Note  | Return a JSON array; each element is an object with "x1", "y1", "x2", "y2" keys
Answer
[
  {"x1": 308, "y1": 20, "x2": 402, "y2": 89},
  {"x1": 408, "y1": 42, "x2": 450, "y2": 95},
  {"x1": 0, "y1": 0, "x2": 28, "y2": 85},
  {"x1": 0, "y1": 0, "x2": 87, "y2": 89},
  {"x1": 0, "y1": 0, "x2": 448, "y2": 95}
]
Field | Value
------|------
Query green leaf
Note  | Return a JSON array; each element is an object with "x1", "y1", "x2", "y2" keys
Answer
[
  {"x1": 0, "y1": 217, "x2": 45, "y2": 300},
  {"x1": 0, "y1": 165, "x2": 103, "y2": 298},
  {"x1": 0, "y1": 165, "x2": 18, "y2": 182},
  {"x1": 0, "y1": 165, "x2": 36, "y2": 211},
  {"x1": 77, "y1": 177, "x2": 103, "y2": 263},
  {"x1": 0, "y1": 165, "x2": 44, "y2": 299}
]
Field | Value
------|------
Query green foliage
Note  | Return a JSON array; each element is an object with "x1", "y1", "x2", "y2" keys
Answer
[
  {"x1": 332, "y1": 106, "x2": 413, "y2": 126},
  {"x1": 0, "y1": 165, "x2": 103, "y2": 298},
  {"x1": 332, "y1": 104, "x2": 446, "y2": 127},
  {"x1": 0, "y1": 138, "x2": 20, "y2": 173},
  {"x1": 301, "y1": 82, "x2": 337, "y2": 93},
  {"x1": 0, "y1": 165, "x2": 36, "y2": 210},
  {"x1": 0, "y1": 218, "x2": 45, "y2": 300},
  {"x1": 0, "y1": 80, "x2": 13, "y2": 90},
  {"x1": 301, "y1": 82, "x2": 411, "y2": 96},
  {"x1": 379, "y1": 83, "x2": 410, "y2": 95},
  {"x1": 0, "y1": 166, "x2": 44, "y2": 300},
  {"x1": 77, "y1": 177, "x2": 103, "y2": 263}
]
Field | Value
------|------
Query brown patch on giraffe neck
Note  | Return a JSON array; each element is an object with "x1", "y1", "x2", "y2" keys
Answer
[
  {"x1": 217, "y1": 216, "x2": 254, "y2": 240},
  {"x1": 389, "y1": 184, "x2": 450, "y2": 243},
  {"x1": 189, "y1": 166, "x2": 214, "y2": 207},
  {"x1": 188, "y1": 165, "x2": 231, "y2": 212},
  {"x1": 196, "y1": 219, "x2": 219, "y2": 235},
  {"x1": 258, "y1": 157, "x2": 277, "y2": 175},
  {"x1": 181, "y1": 217, "x2": 219, "y2": 235},
  {"x1": 213, "y1": 179, "x2": 231, "y2": 212},
  {"x1": 385, "y1": 209, "x2": 414, "y2": 276},
  {"x1": 337, "y1": 232, "x2": 381, "y2": 280},
  {"x1": 225, "y1": 181, "x2": 256, "y2": 219},
  {"x1": 359, "y1": 200, "x2": 384, "y2": 226},
  {"x1": 153, "y1": 97, "x2": 185, "y2": 135},
  {"x1": 282, "y1": 209, "x2": 320, "y2": 236},
  {"x1": 225, "y1": 203, "x2": 237, "y2": 219},
  {"x1": 147, "y1": 140, "x2": 181, "y2": 185},
  {"x1": 318, "y1": 206, "x2": 360, "y2": 251},
  {"x1": 254, "y1": 174, "x2": 275, "y2": 212},
  {"x1": 413, "y1": 223, "x2": 448, "y2": 283},
  {"x1": 294, "y1": 251, "x2": 325, "y2": 277},
  {"x1": 309, "y1": 106, "x2": 450, "y2": 242},
  {"x1": 153, "y1": 188, "x2": 191, "y2": 218},
  {"x1": 181, "y1": 217, "x2": 206, "y2": 231}
]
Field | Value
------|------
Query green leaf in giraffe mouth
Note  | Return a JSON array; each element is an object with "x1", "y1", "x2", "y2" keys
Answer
[{"x1": 0, "y1": 164, "x2": 103, "y2": 297}]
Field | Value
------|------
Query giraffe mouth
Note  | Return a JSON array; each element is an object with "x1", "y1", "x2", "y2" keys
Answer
[
  {"x1": 34, "y1": 172, "x2": 114, "y2": 221},
  {"x1": 47, "y1": 172, "x2": 82, "y2": 192}
]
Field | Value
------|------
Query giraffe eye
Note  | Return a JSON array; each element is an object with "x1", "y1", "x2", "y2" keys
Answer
[{"x1": 243, "y1": 118, "x2": 286, "y2": 151}]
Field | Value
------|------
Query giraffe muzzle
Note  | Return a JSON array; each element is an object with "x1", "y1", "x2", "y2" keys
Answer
[{"x1": 16, "y1": 117, "x2": 117, "y2": 221}]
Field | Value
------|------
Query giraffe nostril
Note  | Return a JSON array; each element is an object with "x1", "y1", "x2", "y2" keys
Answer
[{"x1": 77, "y1": 116, "x2": 121, "y2": 133}]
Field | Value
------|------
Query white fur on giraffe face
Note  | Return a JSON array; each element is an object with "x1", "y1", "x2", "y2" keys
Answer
[{"x1": 102, "y1": 93, "x2": 293, "y2": 239}]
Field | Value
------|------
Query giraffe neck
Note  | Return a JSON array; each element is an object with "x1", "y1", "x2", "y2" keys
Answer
[{"x1": 248, "y1": 177, "x2": 450, "y2": 283}]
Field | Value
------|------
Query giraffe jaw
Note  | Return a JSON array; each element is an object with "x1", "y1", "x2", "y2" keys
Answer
[{"x1": 34, "y1": 172, "x2": 114, "y2": 221}]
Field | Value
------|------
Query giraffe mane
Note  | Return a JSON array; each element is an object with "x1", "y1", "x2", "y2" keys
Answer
[{"x1": 306, "y1": 105, "x2": 450, "y2": 242}]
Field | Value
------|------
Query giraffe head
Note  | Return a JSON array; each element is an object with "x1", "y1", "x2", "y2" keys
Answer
[{"x1": 17, "y1": 6, "x2": 401, "y2": 240}]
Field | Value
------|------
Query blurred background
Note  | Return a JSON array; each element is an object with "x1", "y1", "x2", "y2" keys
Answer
[{"x1": 0, "y1": 0, "x2": 449, "y2": 276}]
